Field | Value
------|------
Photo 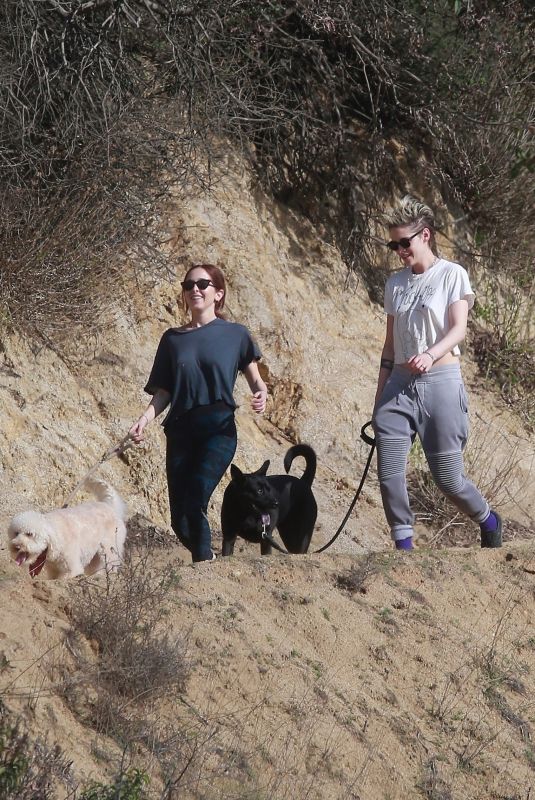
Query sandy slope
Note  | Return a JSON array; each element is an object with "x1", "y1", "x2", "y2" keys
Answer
[
  {"x1": 2, "y1": 540, "x2": 535, "y2": 799},
  {"x1": 1, "y1": 153, "x2": 534, "y2": 798}
]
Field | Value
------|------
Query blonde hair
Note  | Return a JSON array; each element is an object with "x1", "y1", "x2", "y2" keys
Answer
[{"x1": 385, "y1": 195, "x2": 438, "y2": 254}]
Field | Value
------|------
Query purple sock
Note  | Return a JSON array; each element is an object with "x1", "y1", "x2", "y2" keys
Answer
[
  {"x1": 395, "y1": 536, "x2": 413, "y2": 551},
  {"x1": 480, "y1": 511, "x2": 498, "y2": 534}
]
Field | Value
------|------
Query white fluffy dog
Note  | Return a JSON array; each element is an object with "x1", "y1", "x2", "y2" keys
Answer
[{"x1": 7, "y1": 477, "x2": 127, "y2": 579}]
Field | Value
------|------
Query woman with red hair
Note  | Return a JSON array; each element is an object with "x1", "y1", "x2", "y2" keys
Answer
[{"x1": 130, "y1": 263, "x2": 267, "y2": 562}]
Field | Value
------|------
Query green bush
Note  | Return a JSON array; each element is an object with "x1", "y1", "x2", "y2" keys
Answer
[{"x1": 78, "y1": 768, "x2": 149, "y2": 800}]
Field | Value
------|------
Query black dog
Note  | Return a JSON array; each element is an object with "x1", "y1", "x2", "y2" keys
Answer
[{"x1": 221, "y1": 444, "x2": 317, "y2": 556}]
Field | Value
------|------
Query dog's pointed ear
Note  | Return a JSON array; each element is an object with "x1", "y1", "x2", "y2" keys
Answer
[
  {"x1": 230, "y1": 463, "x2": 244, "y2": 483},
  {"x1": 256, "y1": 460, "x2": 270, "y2": 476}
]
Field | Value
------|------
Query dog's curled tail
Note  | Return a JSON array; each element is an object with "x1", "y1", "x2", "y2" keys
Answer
[
  {"x1": 84, "y1": 476, "x2": 127, "y2": 521},
  {"x1": 283, "y1": 444, "x2": 316, "y2": 486}
]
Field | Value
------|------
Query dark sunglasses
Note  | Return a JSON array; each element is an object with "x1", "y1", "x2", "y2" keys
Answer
[
  {"x1": 386, "y1": 229, "x2": 423, "y2": 251},
  {"x1": 181, "y1": 278, "x2": 214, "y2": 291}
]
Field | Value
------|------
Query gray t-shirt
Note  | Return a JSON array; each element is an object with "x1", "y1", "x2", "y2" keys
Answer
[{"x1": 144, "y1": 318, "x2": 261, "y2": 427}]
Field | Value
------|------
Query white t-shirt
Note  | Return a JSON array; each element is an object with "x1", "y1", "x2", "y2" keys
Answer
[{"x1": 384, "y1": 258, "x2": 475, "y2": 364}]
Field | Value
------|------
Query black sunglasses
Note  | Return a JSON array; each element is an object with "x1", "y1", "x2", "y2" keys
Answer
[
  {"x1": 386, "y1": 229, "x2": 423, "y2": 251},
  {"x1": 181, "y1": 278, "x2": 214, "y2": 291}
]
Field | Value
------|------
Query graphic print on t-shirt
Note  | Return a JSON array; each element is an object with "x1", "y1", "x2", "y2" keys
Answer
[
  {"x1": 385, "y1": 260, "x2": 475, "y2": 364},
  {"x1": 393, "y1": 282, "x2": 438, "y2": 362}
]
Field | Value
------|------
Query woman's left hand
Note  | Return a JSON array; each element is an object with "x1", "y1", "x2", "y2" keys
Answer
[
  {"x1": 251, "y1": 390, "x2": 267, "y2": 414},
  {"x1": 128, "y1": 415, "x2": 148, "y2": 444}
]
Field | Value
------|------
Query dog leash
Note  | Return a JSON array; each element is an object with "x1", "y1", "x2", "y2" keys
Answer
[
  {"x1": 313, "y1": 421, "x2": 376, "y2": 554},
  {"x1": 62, "y1": 434, "x2": 134, "y2": 508},
  {"x1": 261, "y1": 514, "x2": 290, "y2": 555}
]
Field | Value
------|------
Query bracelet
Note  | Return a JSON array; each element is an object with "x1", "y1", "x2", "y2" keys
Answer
[
  {"x1": 140, "y1": 414, "x2": 149, "y2": 424},
  {"x1": 380, "y1": 357, "x2": 394, "y2": 371},
  {"x1": 424, "y1": 351, "x2": 436, "y2": 362}
]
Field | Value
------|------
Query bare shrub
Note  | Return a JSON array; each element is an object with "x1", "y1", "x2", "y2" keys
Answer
[
  {"x1": 1, "y1": 2, "x2": 532, "y2": 353},
  {"x1": 59, "y1": 550, "x2": 189, "y2": 738},
  {"x1": 0, "y1": 1, "x2": 211, "y2": 345},
  {"x1": 126, "y1": 513, "x2": 178, "y2": 553},
  {"x1": 417, "y1": 757, "x2": 452, "y2": 800},
  {"x1": 407, "y1": 419, "x2": 533, "y2": 546},
  {"x1": 471, "y1": 284, "x2": 535, "y2": 430},
  {"x1": 0, "y1": 701, "x2": 74, "y2": 799},
  {"x1": 335, "y1": 553, "x2": 386, "y2": 594}
]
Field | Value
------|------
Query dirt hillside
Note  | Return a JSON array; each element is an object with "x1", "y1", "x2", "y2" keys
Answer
[{"x1": 1, "y1": 153, "x2": 534, "y2": 799}]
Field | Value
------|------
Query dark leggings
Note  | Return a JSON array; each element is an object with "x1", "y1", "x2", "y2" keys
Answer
[{"x1": 165, "y1": 403, "x2": 237, "y2": 562}]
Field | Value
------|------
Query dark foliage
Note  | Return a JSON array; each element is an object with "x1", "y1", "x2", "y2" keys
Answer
[{"x1": 0, "y1": 1, "x2": 533, "y2": 414}]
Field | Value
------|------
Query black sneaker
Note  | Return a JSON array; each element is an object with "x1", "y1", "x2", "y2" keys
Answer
[{"x1": 480, "y1": 511, "x2": 502, "y2": 548}]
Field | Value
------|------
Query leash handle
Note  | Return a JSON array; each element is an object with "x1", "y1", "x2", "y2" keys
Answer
[
  {"x1": 360, "y1": 420, "x2": 375, "y2": 447},
  {"x1": 313, "y1": 422, "x2": 376, "y2": 554}
]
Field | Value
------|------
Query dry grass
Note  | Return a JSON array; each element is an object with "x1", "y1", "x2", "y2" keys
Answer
[
  {"x1": 472, "y1": 324, "x2": 535, "y2": 432},
  {"x1": 407, "y1": 417, "x2": 535, "y2": 545},
  {"x1": 0, "y1": 701, "x2": 74, "y2": 799},
  {"x1": 57, "y1": 549, "x2": 189, "y2": 740},
  {"x1": 125, "y1": 513, "x2": 178, "y2": 553},
  {"x1": 335, "y1": 553, "x2": 390, "y2": 595},
  {"x1": 417, "y1": 758, "x2": 452, "y2": 800},
  {"x1": 1, "y1": 2, "x2": 533, "y2": 382}
]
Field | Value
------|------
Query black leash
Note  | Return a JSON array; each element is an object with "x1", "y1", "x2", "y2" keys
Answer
[
  {"x1": 261, "y1": 529, "x2": 290, "y2": 554},
  {"x1": 313, "y1": 421, "x2": 376, "y2": 554}
]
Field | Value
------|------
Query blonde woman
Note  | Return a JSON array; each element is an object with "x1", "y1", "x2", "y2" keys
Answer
[{"x1": 372, "y1": 196, "x2": 501, "y2": 551}]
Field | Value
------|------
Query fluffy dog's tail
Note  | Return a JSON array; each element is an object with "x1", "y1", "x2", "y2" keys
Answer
[
  {"x1": 283, "y1": 444, "x2": 316, "y2": 487},
  {"x1": 84, "y1": 476, "x2": 127, "y2": 520}
]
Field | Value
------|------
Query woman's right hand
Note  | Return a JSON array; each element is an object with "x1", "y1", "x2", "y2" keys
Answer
[{"x1": 129, "y1": 415, "x2": 149, "y2": 444}]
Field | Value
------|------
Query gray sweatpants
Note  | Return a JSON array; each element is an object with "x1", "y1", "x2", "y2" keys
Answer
[{"x1": 373, "y1": 363, "x2": 489, "y2": 542}]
